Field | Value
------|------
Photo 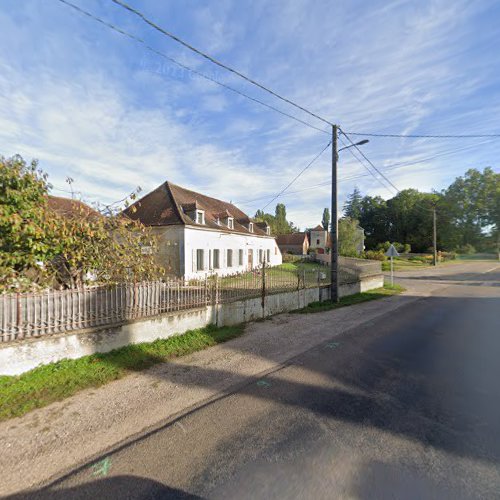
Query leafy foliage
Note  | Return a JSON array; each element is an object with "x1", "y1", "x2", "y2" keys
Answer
[
  {"x1": 343, "y1": 168, "x2": 499, "y2": 253},
  {"x1": 255, "y1": 203, "x2": 297, "y2": 235},
  {"x1": 338, "y1": 217, "x2": 364, "y2": 256},
  {"x1": 0, "y1": 155, "x2": 163, "y2": 291}
]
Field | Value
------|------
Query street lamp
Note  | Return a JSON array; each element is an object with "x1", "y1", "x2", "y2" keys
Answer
[
  {"x1": 338, "y1": 139, "x2": 369, "y2": 152},
  {"x1": 330, "y1": 130, "x2": 369, "y2": 303}
]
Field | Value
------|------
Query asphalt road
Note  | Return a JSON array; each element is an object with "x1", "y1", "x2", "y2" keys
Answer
[{"x1": 12, "y1": 264, "x2": 500, "y2": 499}]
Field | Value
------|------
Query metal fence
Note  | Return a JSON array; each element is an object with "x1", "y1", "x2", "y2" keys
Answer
[{"x1": 0, "y1": 258, "x2": 381, "y2": 343}]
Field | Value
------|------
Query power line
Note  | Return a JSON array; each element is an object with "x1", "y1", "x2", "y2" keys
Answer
[
  {"x1": 338, "y1": 133, "x2": 399, "y2": 195},
  {"x1": 56, "y1": 0, "x2": 330, "y2": 135},
  {"x1": 343, "y1": 131, "x2": 500, "y2": 139},
  {"x1": 339, "y1": 132, "x2": 436, "y2": 215},
  {"x1": 260, "y1": 141, "x2": 331, "y2": 211},
  {"x1": 240, "y1": 136, "x2": 487, "y2": 207},
  {"x1": 340, "y1": 131, "x2": 401, "y2": 193},
  {"x1": 111, "y1": 0, "x2": 335, "y2": 129}
]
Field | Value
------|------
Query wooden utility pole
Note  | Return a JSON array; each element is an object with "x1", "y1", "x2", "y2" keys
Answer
[
  {"x1": 330, "y1": 125, "x2": 339, "y2": 302},
  {"x1": 433, "y1": 207, "x2": 437, "y2": 266}
]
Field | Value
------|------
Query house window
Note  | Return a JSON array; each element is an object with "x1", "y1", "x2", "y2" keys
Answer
[
  {"x1": 259, "y1": 249, "x2": 263, "y2": 263},
  {"x1": 316, "y1": 239, "x2": 320, "y2": 245},
  {"x1": 196, "y1": 210, "x2": 205, "y2": 225},
  {"x1": 208, "y1": 249, "x2": 212, "y2": 270},
  {"x1": 227, "y1": 249, "x2": 233, "y2": 267},
  {"x1": 267, "y1": 249, "x2": 270, "y2": 263},
  {"x1": 239, "y1": 249, "x2": 244, "y2": 266},
  {"x1": 248, "y1": 222, "x2": 253, "y2": 233},
  {"x1": 213, "y1": 249, "x2": 220, "y2": 269},
  {"x1": 227, "y1": 217, "x2": 234, "y2": 229},
  {"x1": 215, "y1": 217, "x2": 220, "y2": 226},
  {"x1": 275, "y1": 247, "x2": 278, "y2": 255},
  {"x1": 266, "y1": 226, "x2": 271, "y2": 235},
  {"x1": 196, "y1": 249, "x2": 204, "y2": 271}
]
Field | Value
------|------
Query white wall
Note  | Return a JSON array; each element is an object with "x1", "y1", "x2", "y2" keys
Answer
[
  {"x1": 310, "y1": 229, "x2": 328, "y2": 250},
  {"x1": 183, "y1": 226, "x2": 282, "y2": 278}
]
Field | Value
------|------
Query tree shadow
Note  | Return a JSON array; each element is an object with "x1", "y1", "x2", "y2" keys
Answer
[{"x1": 6, "y1": 475, "x2": 203, "y2": 500}]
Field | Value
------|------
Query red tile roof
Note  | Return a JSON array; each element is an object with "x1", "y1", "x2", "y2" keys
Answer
[
  {"x1": 311, "y1": 224, "x2": 325, "y2": 231},
  {"x1": 276, "y1": 233, "x2": 308, "y2": 246},
  {"x1": 47, "y1": 196, "x2": 100, "y2": 218},
  {"x1": 122, "y1": 181, "x2": 273, "y2": 237}
]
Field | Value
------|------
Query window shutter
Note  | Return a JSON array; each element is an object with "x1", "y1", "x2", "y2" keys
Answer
[{"x1": 192, "y1": 249, "x2": 196, "y2": 272}]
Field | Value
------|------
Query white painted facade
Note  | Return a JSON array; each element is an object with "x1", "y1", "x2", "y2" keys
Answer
[
  {"x1": 152, "y1": 225, "x2": 282, "y2": 278},
  {"x1": 183, "y1": 225, "x2": 282, "y2": 278}
]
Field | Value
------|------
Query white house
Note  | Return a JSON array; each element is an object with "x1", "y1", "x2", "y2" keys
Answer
[{"x1": 123, "y1": 181, "x2": 282, "y2": 278}]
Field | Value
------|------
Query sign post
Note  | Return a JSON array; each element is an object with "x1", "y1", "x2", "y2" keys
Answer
[{"x1": 385, "y1": 244, "x2": 400, "y2": 286}]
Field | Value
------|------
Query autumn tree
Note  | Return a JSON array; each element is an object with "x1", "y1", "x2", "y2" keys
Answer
[{"x1": 0, "y1": 155, "x2": 163, "y2": 291}]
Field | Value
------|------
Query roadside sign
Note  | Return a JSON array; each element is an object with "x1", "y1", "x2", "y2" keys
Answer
[
  {"x1": 385, "y1": 244, "x2": 399, "y2": 285},
  {"x1": 385, "y1": 244, "x2": 400, "y2": 257}
]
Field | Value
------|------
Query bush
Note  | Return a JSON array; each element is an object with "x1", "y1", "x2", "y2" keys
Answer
[
  {"x1": 283, "y1": 253, "x2": 301, "y2": 263},
  {"x1": 364, "y1": 250, "x2": 386, "y2": 261},
  {"x1": 403, "y1": 243, "x2": 411, "y2": 254},
  {"x1": 439, "y1": 251, "x2": 456, "y2": 261},
  {"x1": 457, "y1": 244, "x2": 476, "y2": 255}
]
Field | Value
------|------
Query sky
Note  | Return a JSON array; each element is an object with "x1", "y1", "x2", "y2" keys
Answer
[{"x1": 1, "y1": 0, "x2": 499, "y2": 229}]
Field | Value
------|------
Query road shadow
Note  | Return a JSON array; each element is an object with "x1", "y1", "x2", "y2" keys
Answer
[{"x1": 6, "y1": 475, "x2": 203, "y2": 500}]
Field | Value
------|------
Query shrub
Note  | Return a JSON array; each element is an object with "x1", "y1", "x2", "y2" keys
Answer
[
  {"x1": 440, "y1": 251, "x2": 456, "y2": 261},
  {"x1": 403, "y1": 243, "x2": 411, "y2": 254},
  {"x1": 457, "y1": 244, "x2": 476, "y2": 255},
  {"x1": 364, "y1": 250, "x2": 386, "y2": 261}
]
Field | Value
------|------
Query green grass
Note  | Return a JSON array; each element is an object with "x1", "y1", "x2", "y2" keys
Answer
[
  {"x1": 0, "y1": 324, "x2": 245, "y2": 422},
  {"x1": 294, "y1": 283, "x2": 405, "y2": 314},
  {"x1": 456, "y1": 253, "x2": 498, "y2": 261},
  {"x1": 381, "y1": 258, "x2": 431, "y2": 271}
]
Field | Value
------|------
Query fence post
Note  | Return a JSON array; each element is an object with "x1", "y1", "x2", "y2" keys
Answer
[
  {"x1": 261, "y1": 261, "x2": 266, "y2": 315},
  {"x1": 16, "y1": 293, "x2": 23, "y2": 340}
]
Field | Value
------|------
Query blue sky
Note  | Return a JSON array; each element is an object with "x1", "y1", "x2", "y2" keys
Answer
[{"x1": 1, "y1": 0, "x2": 499, "y2": 229}]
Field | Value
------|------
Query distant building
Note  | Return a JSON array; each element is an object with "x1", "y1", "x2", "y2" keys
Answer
[
  {"x1": 309, "y1": 225, "x2": 331, "y2": 254},
  {"x1": 276, "y1": 233, "x2": 309, "y2": 256},
  {"x1": 123, "y1": 181, "x2": 282, "y2": 278}
]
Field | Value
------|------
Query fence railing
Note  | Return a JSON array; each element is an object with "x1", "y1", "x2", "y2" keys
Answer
[{"x1": 0, "y1": 258, "x2": 381, "y2": 343}]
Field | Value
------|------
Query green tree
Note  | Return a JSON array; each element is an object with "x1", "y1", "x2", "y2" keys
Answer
[
  {"x1": 357, "y1": 195, "x2": 388, "y2": 249},
  {"x1": 0, "y1": 156, "x2": 58, "y2": 288},
  {"x1": 321, "y1": 208, "x2": 330, "y2": 230},
  {"x1": 274, "y1": 203, "x2": 294, "y2": 234},
  {"x1": 338, "y1": 217, "x2": 363, "y2": 256},
  {"x1": 344, "y1": 187, "x2": 363, "y2": 220},
  {"x1": 441, "y1": 167, "x2": 500, "y2": 251},
  {"x1": 0, "y1": 155, "x2": 163, "y2": 291}
]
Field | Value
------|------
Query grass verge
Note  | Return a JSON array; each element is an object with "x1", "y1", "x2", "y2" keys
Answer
[
  {"x1": 294, "y1": 283, "x2": 405, "y2": 314},
  {"x1": 0, "y1": 324, "x2": 244, "y2": 422}
]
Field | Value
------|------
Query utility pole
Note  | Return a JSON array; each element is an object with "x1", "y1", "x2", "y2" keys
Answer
[
  {"x1": 433, "y1": 206, "x2": 437, "y2": 266},
  {"x1": 330, "y1": 125, "x2": 339, "y2": 302}
]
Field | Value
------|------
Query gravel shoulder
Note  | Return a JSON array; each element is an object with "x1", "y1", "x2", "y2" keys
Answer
[{"x1": 1, "y1": 262, "x2": 494, "y2": 496}]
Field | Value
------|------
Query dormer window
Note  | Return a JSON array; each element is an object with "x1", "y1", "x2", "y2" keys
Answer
[
  {"x1": 227, "y1": 217, "x2": 234, "y2": 229},
  {"x1": 215, "y1": 217, "x2": 220, "y2": 226},
  {"x1": 266, "y1": 226, "x2": 271, "y2": 235},
  {"x1": 196, "y1": 210, "x2": 205, "y2": 225},
  {"x1": 248, "y1": 222, "x2": 254, "y2": 233}
]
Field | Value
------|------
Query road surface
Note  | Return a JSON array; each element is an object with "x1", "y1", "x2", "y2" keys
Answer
[{"x1": 11, "y1": 263, "x2": 500, "y2": 499}]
